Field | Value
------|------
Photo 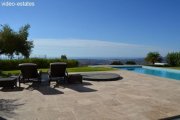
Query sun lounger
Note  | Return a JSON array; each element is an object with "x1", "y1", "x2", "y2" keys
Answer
[
  {"x1": 18, "y1": 63, "x2": 41, "y2": 87},
  {"x1": 48, "y1": 62, "x2": 68, "y2": 85}
]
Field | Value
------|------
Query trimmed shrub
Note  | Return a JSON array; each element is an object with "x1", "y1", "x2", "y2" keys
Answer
[
  {"x1": 0, "y1": 58, "x2": 79, "y2": 70},
  {"x1": 125, "y1": 61, "x2": 136, "y2": 65},
  {"x1": 110, "y1": 61, "x2": 123, "y2": 65},
  {"x1": 166, "y1": 52, "x2": 180, "y2": 66}
]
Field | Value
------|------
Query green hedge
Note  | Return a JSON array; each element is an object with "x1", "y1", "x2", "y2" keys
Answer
[
  {"x1": 0, "y1": 58, "x2": 79, "y2": 70},
  {"x1": 166, "y1": 52, "x2": 180, "y2": 66},
  {"x1": 125, "y1": 61, "x2": 136, "y2": 65}
]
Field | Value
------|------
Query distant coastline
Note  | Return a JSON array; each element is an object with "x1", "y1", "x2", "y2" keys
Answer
[
  {"x1": 75, "y1": 58, "x2": 146, "y2": 65},
  {"x1": 0, "y1": 55, "x2": 145, "y2": 65}
]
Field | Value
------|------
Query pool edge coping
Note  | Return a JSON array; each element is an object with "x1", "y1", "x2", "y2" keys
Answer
[
  {"x1": 143, "y1": 66, "x2": 180, "y2": 73},
  {"x1": 90, "y1": 65, "x2": 180, "y2": 73}
]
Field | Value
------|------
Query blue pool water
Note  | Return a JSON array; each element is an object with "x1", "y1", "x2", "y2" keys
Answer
[{"x1": 117, "y1": 66, "x2": 180, "y2": 80}]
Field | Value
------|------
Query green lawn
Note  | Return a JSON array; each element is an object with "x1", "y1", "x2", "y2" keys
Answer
[{"x1": 1, "y1": 66, "x2": 116, "y2": 77}]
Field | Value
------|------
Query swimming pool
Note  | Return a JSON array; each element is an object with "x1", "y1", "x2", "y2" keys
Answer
[{"x1": 115, "y1": 66, "x2": 180, "y2": 80}]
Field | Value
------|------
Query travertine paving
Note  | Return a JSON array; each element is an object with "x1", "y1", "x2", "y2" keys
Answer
[{"x1": 0, "y1": 70, "x2": 180, "y2": 120}]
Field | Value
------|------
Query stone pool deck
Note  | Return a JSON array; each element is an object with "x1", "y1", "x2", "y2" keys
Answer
[{"x1": 0, "y1": 70, "x2": 180, "y2": 120}]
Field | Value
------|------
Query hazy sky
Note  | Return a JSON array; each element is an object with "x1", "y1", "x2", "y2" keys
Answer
[{"x1": 0, "y1": 0, "x2": 180, "y2": 58}]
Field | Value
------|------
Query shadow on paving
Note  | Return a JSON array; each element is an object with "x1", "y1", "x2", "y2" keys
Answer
[
  {"x1": 26, "y1": 82, "x2": 64, "y2": 95},
  {"x1": 0, "y1": 116, "x2": 7, "y2": 120},
  {"x1": 0, "y1": 87, "x2": 24, "y2": 92},
  {"x1": 0, "y1": 99, "x2": 24, "y2": 119},
  {"x1": 64, "y1": 81, "x2": 97, "y2": 92},
  {"x1": 0, "y1": 73, "x2": 97, "y2": 94},
  {"x1": 159, "y1": 115, "x2": 180, "y2": 120},
  {"x1": 23, "y1": 73, "x2": 64, "y2": 95}
]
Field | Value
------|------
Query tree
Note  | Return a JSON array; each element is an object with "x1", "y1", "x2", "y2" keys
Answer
[
  {"x1": 0, "y1": 24, "x2": 33, "y2": 59},
  {"x1": 0, "y1": 25, "x2": 16, "y2": 57},
  {"x1": 166, "y1": 52, "x2": 180, "y2": 66},
  {"x1": 61, "y1": 54, "x2": 67, "y2": 60},
  {"x1": 145, "y1": 52, "x2": 162, "y2": 64},
  {"x1": 16, "y1": 24, "x2": 34, "y2": 58}
]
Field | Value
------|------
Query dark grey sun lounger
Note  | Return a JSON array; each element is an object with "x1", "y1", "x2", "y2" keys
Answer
[
  {"x1": 48, "y1": 62, "x2": 68, "y2": 84},
  {"x1": 18, "y1": 63, "x2": 41, "y2": 87}
]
